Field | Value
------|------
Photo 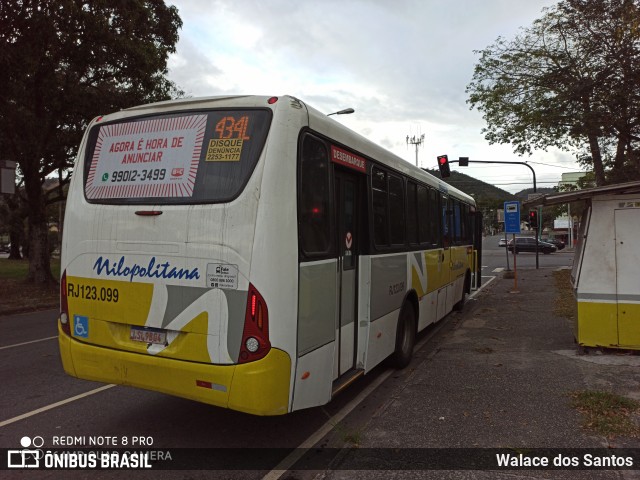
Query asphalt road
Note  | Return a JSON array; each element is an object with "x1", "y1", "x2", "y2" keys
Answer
[
  {"x1": 481, "y1": 234, "x2": 575, "y2": 281},
  {"x1": 0, "y1": 240, "x2": 576, "y2": 479},
  {"x1": 1, "y1": 307, "x2": 459, "y2": 479}
]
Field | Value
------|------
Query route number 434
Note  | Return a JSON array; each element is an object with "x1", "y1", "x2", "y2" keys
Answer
[{"x1": 215, "y1": 116, "x2": 251, "y2": 140}]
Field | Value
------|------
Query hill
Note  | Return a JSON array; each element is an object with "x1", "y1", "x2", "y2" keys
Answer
[
  {"x1": 423, "y1": 169, "x2": 517, "y2": 209},
  {"x1": 513, "y1": 187, "x2": 556, "y2": 201}
]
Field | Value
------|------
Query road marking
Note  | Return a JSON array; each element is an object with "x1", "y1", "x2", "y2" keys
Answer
[
  {"x1": 492, "y1": 267, "x2": 504, "y2": 273},
  {"x1": 0, "y1": 385, "x2": 116, "y2": 428},
  {"x1": 0, "y1": 336, "x2": 58, "y2": 350},
  {"x1": 262, "y1": 320, "x2": 449, "y2": 480},
  {"x1": 262, "y1": 370, "x2": 393, "y2": 480},
  {"x1": 470, "y1": 276, "x2": 496, "y2": 299}
]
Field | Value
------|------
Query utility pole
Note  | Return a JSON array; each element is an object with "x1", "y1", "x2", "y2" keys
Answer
[{"x1": 406, "y1": 134, "x2": 425, "y2": 167}]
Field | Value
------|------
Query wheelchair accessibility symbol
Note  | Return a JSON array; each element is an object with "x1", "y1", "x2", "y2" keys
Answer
[{"x1": 74, "y1": 315, "x2": 89, "y2": 338}]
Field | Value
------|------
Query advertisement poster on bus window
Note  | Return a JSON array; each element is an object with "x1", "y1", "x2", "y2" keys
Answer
[{"x1": 85, "y1": 115, "x2": 207, "y2": 200}]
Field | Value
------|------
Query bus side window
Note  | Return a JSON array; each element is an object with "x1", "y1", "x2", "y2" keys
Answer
[
  {"x1": 299, "y1": 135, "x2": 332, "y2": 256},
  {"x1": 428, "y1": 188, "x2": 440, "y2": 247},
  {"x1": 372, "y1": 167, "x2": 388, "y2": 246},
  {"x1": 461, "y1": 204, "x2": 469, "y2": 244},
  {"x1": 417, "y1": 185, "x2": 429, "y2": 246},
  {"x1": 441, "y1": 194, "x2": 451, "y2": 248},
  {"x1": 452, "y1": 199, "x2": 461, "y2": 245},
  {"x1": 407, "y1": 182, "x2": 418, "y2": 245},
  {"x1": 388, "y1": 174, "x2": 405, "y2": 245}
]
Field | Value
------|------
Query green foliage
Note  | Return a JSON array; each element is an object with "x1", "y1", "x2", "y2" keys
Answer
[
  {"x1": 467, "y1": 0, "x2": 640, "y2": 186},
  {"x1": 0, "y1": 0, "x2": 184, "y2": 179},
  {"x1": 570, "y1": 390, "x2": 640, "y2": 438},
  {"x1": 425, "y1": 168, "x2": 518, "y2": 232},
  {"x1": 423, "y1": 168, "x2": 516, "y2": 209},
  {"x1": 0, "y1": 0, "x2": 183, "y2": 282},
  {"x1": 0, "y1": 258, "x2": 60, "y2": 280}
]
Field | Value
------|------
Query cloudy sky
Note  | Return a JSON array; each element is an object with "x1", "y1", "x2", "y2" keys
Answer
[{"x1": 166, "y1": 0, "x2": 583, "y2": 194}]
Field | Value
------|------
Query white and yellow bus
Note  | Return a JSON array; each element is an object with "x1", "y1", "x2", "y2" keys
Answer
[{"x1": 59, "y1": 95, "x2": 478, "y2": 415}]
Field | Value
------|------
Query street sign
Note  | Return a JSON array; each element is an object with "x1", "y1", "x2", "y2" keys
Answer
[{"x1": 504, "y1": 201, "x2": 521, "y2": 234}]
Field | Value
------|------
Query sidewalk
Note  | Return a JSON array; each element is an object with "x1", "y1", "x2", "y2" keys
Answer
[{"x1": 319, "y1": 267, "x2": 640, "y2": 479}]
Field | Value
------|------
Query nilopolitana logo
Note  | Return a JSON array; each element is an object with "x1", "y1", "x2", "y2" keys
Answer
[
  {"x1": 93, "y1": 256, "x2": 200, "y2": 283},
  {"x1": 7, "y1": 436, "x2": 44, "y2": 468}
]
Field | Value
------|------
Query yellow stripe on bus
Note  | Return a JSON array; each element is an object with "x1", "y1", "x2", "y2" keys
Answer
[{"x1": 66, "y1": 276, "x2": 153, "y2": 325}]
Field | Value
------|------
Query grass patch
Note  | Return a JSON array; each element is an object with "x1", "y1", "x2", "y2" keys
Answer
[
  {"x1": 0, "y1": 258, "x2": 60, "y2": 315},
  {"x1": 329, "y1": 419, "x2": 363, "y2": 447},
  {"x1": 343, "y1": 431, "x2": 362, "y2": 447},
  {"x1": 553, "y1": 269, "x2": 576, "y2": 321},
  {"x1": 335, "y1": 424, "x2": 363, "y2": 447},
  {"x1": 0, "y1": 258, "x2": 61, "y2": 279},
  {"x1": 570, "y1": 390, "x2": 640, "y2": 438}
]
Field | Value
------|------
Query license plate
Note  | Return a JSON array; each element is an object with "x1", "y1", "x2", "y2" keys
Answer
[{"x1": 130, "y1": 326, "x2": 167, "y2": 345}]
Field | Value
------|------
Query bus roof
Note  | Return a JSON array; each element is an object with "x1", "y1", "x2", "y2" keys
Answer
[
  {"x1": 101, "y1": 94, "x2": 475, "y2": 206},
  {"x1": 302, "y1": 98, "x2": 475, "y2": 206}
]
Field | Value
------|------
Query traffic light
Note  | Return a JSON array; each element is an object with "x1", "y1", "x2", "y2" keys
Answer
[
  {"x1": 437, "y1": 154, "x2": 451, "y2": 178},
  {"x1": 529, "y1": 209, "x2": 538, "y2": 229}
]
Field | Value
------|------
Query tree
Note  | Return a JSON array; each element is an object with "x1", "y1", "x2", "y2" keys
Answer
[
  {"x1": 0, "y1": 0, "x2": 183, "y2": 283},
  {"x1": 467, "y1": 0, "x2": 640, "y2": 187},
  {"x1": 0, "y1": 191, "x2": 27, "y2": 259}
]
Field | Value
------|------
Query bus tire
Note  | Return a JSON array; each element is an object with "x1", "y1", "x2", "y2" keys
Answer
[{"x1": 390, "y1": 303, "x2": 416, "y2": 369}]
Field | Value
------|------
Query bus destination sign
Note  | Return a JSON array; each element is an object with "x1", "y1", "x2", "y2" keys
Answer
[{"x1": 331, "y1": 145, "x2": 367, "y2": 173}]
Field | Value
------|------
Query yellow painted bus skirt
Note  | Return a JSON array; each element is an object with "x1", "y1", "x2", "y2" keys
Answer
[{"x1": 59, "y1": 324, "x2": 291, "y2": 416}]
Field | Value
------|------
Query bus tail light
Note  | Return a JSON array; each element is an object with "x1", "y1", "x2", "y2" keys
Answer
[
  {"x1": 239, "y1": 283, "x2": 270, "y2": 363},
  {"x1": 60, "y1": 270, "x2": 71, "y2": 336}
]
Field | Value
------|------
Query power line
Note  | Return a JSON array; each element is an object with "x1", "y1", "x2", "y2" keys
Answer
[
  {"x1": 446, "y1": 160, "x2": 584, "y2": 171},
  {"x1": 524, "y1": 161, "x2": 585, "y2": 170},
  {"x1": 450, "y1": 181, "x2": 560, "y2": 185},
  {"x1": 492, "y1": 182, "x2": 557, "y2": 185}
]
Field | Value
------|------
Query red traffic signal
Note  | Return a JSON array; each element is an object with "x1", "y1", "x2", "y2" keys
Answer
[
  {"x1": 529, "y1": 209, "x2": 538, "y2": 228},
  {"x1": 437, "y1": 154, "x2": 451, "y2": 178}
]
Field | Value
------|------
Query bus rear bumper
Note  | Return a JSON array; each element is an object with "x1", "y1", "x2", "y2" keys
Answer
[{"x1": 58, "y1": 323, "x2": 291, "y2": 416}]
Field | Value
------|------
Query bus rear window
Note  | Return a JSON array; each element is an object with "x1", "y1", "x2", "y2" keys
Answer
[{"x1": 83, "y1": 109, "x2": 272, "y2": 204}]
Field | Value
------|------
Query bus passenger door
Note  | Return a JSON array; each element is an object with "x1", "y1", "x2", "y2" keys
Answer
[{"x1": 335, "y1": 171, "x2": 359, "y2": 376}]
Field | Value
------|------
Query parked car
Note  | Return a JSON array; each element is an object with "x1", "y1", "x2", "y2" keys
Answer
[
  {"x1": 498, "y1": 238, "x2": 507, "y2": 247},
  {"x1": 543, "y1": 237, "x2": 565, "y2": 250},
  {"x1": 0, "y1": 243, "x2": 9, "y2": 253},
  {"x1": 507, "y1": 237, "x2": 557, "y2": 254}
]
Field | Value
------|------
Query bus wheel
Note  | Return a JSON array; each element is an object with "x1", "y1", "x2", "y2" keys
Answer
[{"x1": 390, "y1": 303, "x2": 416, "y2": 369}]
